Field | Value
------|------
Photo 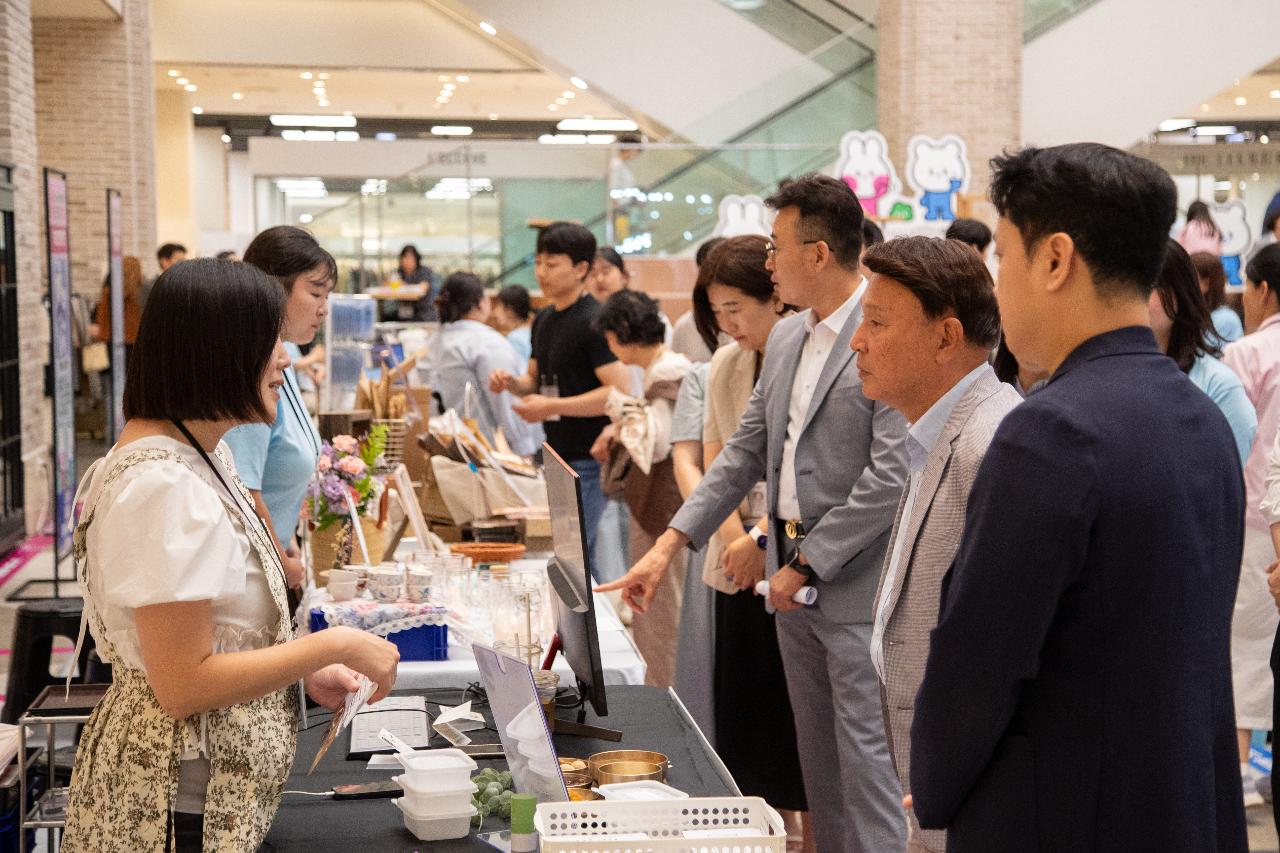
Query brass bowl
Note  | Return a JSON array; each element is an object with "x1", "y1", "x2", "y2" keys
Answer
[
  {"x1": 596, "y1": 761, "x2": 665, "y2": 786},
  {"x1": 588, "y1": 750, "x2": 669, "y2": 783},
  {"x1": 562, "y1": 771, "x2": 594, "y2": 791},
  {"x1": 568, "y1": 787, "x2": 600, "y2": 801}
]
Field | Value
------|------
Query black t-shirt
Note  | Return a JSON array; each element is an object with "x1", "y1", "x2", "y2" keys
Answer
[{"x1": 530, "y1": 292, "x2": 617, "y2": 461}]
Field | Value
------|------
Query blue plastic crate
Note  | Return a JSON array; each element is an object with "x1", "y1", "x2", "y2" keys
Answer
[{"x1": 309, "y1": 609, "x2": 449, "y2": 662}]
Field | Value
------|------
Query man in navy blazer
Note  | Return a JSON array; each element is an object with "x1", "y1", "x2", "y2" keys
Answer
[{"x1": 909, "y1": 143, "x2": 1248, "y2": 852}]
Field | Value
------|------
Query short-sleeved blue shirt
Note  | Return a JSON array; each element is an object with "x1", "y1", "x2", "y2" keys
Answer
[{"x1": 223, "y1": 342, "x2": 322, "y2": 545}]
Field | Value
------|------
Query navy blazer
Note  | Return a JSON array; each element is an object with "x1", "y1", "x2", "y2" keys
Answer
[{"x1": 910, "y1": 327, "x2": 1247, "y2": 853}]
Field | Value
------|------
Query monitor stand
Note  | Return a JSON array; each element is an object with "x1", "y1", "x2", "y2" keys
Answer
[{"x1": 541, "y1": 634, "x2": 622, "y2": 741}]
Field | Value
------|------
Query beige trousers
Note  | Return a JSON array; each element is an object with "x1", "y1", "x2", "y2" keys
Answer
[{"x1": 629, "y1": 522, "x2": 686, "y2": 689}]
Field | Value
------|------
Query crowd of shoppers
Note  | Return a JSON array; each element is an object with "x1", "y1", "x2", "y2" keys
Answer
[{"x1": 68, "y1": 137, "x2": 1280, "y2": 853}]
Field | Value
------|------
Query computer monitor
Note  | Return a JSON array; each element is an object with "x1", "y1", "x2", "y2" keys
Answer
[{"x1": 541, "y1": 443, "x2": 608, "y2": 717}]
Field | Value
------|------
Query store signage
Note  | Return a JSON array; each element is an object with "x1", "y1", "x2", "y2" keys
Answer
[
  {"x1": 44, "y1": 169, "x2": 74, "y2": 561},
  {"x1": 712, "y1": 194, "x2": 771, "y2": 237},
  {"x1": 833, "y1": 130, "x2": 972, "y2": 226},
  {"x1": 107, "y1": 189, "x2": 124, "y2": 442},
  {"x1": 1134, "y1": 143, "x2": 1280, "y2": 175}
]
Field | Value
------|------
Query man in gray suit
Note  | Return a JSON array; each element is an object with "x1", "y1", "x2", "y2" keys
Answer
[
  {"x1": 851, "y1": 236, "x2": 1022, "y2": 852},
  {"x1": 600, "y1": 173, "x2": 909, "y2": 852}
]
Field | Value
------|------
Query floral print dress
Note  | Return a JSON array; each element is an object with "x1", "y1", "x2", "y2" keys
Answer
[{"x1": 61, "y1": 445, "x2": 299, "y2": 852}]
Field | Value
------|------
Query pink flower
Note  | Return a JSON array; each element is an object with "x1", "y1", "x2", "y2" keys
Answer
[
  {"x1": 332, "y1": 435, "x2": 358, "y2": 454},
  {"x1": 317, "y1": 455, "x2": 332, "y2": 472},
  {"x1": 337, "y1": 455, "x2": 366, "y2": 476}
]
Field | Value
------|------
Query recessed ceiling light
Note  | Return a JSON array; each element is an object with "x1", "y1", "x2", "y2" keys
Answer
[
  {"x1": 431, "y1": 125, "x2": 473, "y2": 136},
  {"x1": 436, "y1": 96, "x2": 449, "y2": 104},
  {"x1": 1194, "y1": 125, "x2": 1238, "y2": 136},
  {"x1": 1271, "y1": 90, "x2": 1280, "y2": 99},
  {"x1": 479, "y1": 21, "x2": 497, "y2": 35},
  {"x1": 191, "y1": 106, "x2": 203, "y2": 114},
  {"x1": 1158, "y1": 118, "x2": 1195, "y2": 132},
  {"x1": 570, "y1": 77, "x2": 588, "y2": 90},
  {"x1": 184, "y1": 84, "x2": 197, "y2": 92},
  {"x1": 220, "y1": 133, "x2": 231, "y2": 143},
  {"x1": 269, "y1": 114, "x2": 358, "y2": 127},
  {"x1": 562, "y1": 91, "x2": 575, "y2": 98},
  {"x1": 301, "y1": 71, "x2": 313, "y2": 80},
  {"x1": 548, "y1": 104, "x2": 559, "y2": 111},
  {"x1": 444, "y1": 82, "x2": 457, "y2": 90},
  {"x1": 456, "y1": 75, "x2": 470, "y2": 83},
  {"x1": 232, "y1": 92, "x2": 243, "y2": 100},
  {"x1": 318, "y1": 73, "x2": 330, "y2": 80},
  {"x1": 1262, "y1": 134, "x2": 1271, "y2": 144},
  {"x1": 489, "y1": 113, "x2": 499, "y2": 120},
  {"x1": 167, "y1": 69, "x2": 180, "y2": 77},
  {"x1": 1235, "y1": 96, "x2": 1247, "y2": 106},
  {"x1": 176, "y1": 77, "x2": 189, "y2": 85},
  {"x1": 299, "y1": 213, "x2": 314, "y2": 224},
  {"x1": 317, "y1": 99, "x2": 329, "y2": 107},
  {"x1": 1201, "y1": 103, "x2": 1210, "y2": 112}
]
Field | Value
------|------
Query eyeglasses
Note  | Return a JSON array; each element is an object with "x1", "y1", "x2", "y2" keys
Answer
[{"x1": 764, "y1": 239, "x2": 821, "y2": 260}]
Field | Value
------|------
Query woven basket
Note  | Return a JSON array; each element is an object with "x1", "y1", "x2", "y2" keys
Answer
[{"x1": 448, "y1": 542, "x2": 526, "y2": 565}]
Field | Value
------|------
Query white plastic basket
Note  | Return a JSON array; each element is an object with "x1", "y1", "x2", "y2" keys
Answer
[{"x1": 535, "y1": 797, "x2": 786, "y2": 853}]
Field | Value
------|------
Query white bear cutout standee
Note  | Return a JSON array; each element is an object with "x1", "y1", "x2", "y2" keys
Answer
[
  {"x1": 1212, "y1": 200, "x2": 1253, "y2": 287},
  {"x1": 905, "y1": 135, "x2": 971, "y2": 222},
  {"x1": 713, "y1": 194, "x2": 772, "y2": 238},
  {"x1": 834, "y1": 130, "x2": 902, "y2": 219}
]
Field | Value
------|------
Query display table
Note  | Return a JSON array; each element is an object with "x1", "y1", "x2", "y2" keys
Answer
[
  {"x1": 265, "y1": 685, "x2": 736, "y2": 852},
  {"x1": 395, "y1": 592, "x2": 646, "y2": 690}
]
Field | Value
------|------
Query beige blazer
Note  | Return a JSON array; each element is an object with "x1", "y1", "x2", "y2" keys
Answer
[{"x1": 873, "y1": 366, "x2": 1021, "y2": 851}]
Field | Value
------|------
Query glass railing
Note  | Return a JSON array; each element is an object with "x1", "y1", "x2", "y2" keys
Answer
[{"x1": 1023, "y1": 0, "x2": 1101, "y2": 40}]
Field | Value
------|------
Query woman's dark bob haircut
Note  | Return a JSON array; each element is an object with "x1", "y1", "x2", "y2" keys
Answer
[
  {"x1": 243, "y1": 225, "x2": 336, "y2": 292},
  {"x1": 123, "y1": 258, "x2": 285, "y2": 425}
]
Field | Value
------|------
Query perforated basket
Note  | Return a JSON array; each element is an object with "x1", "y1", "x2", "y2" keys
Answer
[{"x1": 535, "y1": 797, "x2": 786, "y2": 853}]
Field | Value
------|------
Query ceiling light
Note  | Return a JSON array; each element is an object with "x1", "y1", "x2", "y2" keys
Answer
[
  {"x1": 270, "y1": 114, "x2": 357, "y2": 127},
  {"x1": 318, "y1": 73, "x2": 330, "y2": 80},
  {"x1": 232, "y1": 92, "x2": 243, "y2": 100},
  {"x1": 557, "y1": 118, "x2": 639, "y2": 132},
  {"x1": 587, "y1": 134, "x2": 617, "y2": 144},
  {"x1": 313, "y1": 81, "x2": 326, "y2": 90},
  {"x1": 220, "y1": 133, "x2": 231, "y2": 143},
  {"x1": 539, "y1": 133, "x2": 587, "y2": 144},
  {"x1": 191, "y1": 106, "x2": 203, "y2": 115},
  {"x1": 167, "y1": 69, "x2": 179, "y2": 77},
  {"x1": 488, "y1": 113, "x2": 499, "y2": 120},
  {"x1": 1271, "y1": 90, "x2": 1280, "y2": 99},
  {"x1": 343, "y1": 111, "x2": 353, "y2": 117},
  {"x1": 275, "y1": 178, "x2": 327, "y2": 196},
  {"x1": 299, "y1": 213, "x2": 314, "y2": 224},
  {"x1": 176, "y1": 77, "x2": 189, "y2": 85},
  {"x1": 443, "y1": 83, "x2": 456, "y2": 90},
  {"x1": 562, "y1": 91, "x2": 575, "y2": 98},
  {"x1": 1194, "y1": 125, "x2": 1238, "y2": 136},
  {"x1": 456, "y1": 75, "x2": 470, "y2": 83},
  {"x1": 335, "y1": 130, "x2": 358, "y2": 141},
  {"x1": 1235, "y1": 96, "x2": 1247, "y2": 106},
  {"x1": 548, "y1": 104, "x2": 559, "y2": 111},
  {"x1": 1158, "y1": 118, "x2": 1195, "y2": 132},
  {"x1": 436, "y1": 96, "x2": 449, "y2": 104},
  {"x1": 479, "y1": 21, "x2": 497, "y2": 35},
  {"x1": 317, "y1": 100, "x2": 330, "y2": 107},
  {"x1": 570, "y1": 77, "x2": 588, "y2": 90},
  {"x1": 375, "y1": 132, "x2": 396, "y2": 141},
  {"x1": 280, "y1": 130, "x2": 342, "y2": 142},
  {"x1": 184, "y1": 84, "x2": 197, "y2": 92},
  {"x1": 301, "y1": 71, "x2": 313, "y2": 80},
  {"x1": 1262, "y1": 134, "x2": 1271, "y2": 144},
  {"x1": 431, "y1": 125, "x2": 473, "y2": 136},
  {"x1": 1201, "y1": 103, "x2": 1210, "y2": 112}
]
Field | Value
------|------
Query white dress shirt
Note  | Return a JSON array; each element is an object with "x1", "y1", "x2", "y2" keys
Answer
[
  {"x1": 870, "y1": 362, "x2": 988, "y2": 680},
  {"x1": 776, "y1": 279, "x2": 867, "y2": 522}
]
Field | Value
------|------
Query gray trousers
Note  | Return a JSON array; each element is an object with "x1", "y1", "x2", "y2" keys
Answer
[{"x1": 776, "y1": 607, "x2": 906, "y2": 853}]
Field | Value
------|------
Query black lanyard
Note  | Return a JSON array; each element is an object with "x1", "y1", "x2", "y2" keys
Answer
[
  {"x1": 280, "y1": 368, "x2": 320, "y2": 458},
  {"x1": 169, "y1": 418, "x2": 288, "y2": 588}
]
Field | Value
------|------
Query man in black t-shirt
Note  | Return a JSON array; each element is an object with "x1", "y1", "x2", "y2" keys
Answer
[{"x1": 490, "y1": 222, "x2": 631, "y2": 579}]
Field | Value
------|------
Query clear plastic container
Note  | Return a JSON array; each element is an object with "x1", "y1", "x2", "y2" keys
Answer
[
  {"x1": 596, "y1": 780, "x2": 689, "y2": 801},
  {"x1": 394, "y1": 748, "x2": 477, "y2": 789},
  {"x1": 392, "y1": 774, "x2": 476, "y2": 813},
  {"x1": 393, "y1": 798, "x2": 476, "y2": 841}
]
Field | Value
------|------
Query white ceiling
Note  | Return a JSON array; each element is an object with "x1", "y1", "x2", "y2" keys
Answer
[
  {"x1": 151, "y1": 0, "x2": 629, "y2": 123},
  {"x1": 1193, "y1": 59, "x2": 1280, "y2": 121}
]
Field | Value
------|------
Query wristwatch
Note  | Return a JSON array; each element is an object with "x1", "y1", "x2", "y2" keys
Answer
[
  {"x1": 748, "y1": 525, "x2": 768, "y2": 551},
  {"x1": 786, "y1": 553, "x2": 814, "y2": 577}
]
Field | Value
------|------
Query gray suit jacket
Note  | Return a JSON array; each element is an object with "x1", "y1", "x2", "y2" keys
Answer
[
  {"x1": 873, "y1": 366, "x2": 1021, "y2": 850},
  {"x1": 669, "y1": 302, "x2": 908, "y2": 624}
]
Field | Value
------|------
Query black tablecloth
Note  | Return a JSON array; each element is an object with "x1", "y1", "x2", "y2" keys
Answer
[{"x1": 263, "y1": 685, "x2": 736, "y2": 852}]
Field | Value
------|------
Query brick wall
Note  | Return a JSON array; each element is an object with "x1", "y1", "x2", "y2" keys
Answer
[
  {"x1": 878, "y1": 0, "x2": 1023, "y2": 196},
  {"x1": 0, "y1": 0, "x2": 50, "y2": 534},
  {"x1": 33, "y1": 0, "x2": 157, "y2": 297}
]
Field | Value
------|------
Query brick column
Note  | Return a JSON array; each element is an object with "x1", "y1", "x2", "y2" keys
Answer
[
  {"x1": 0, "y1": 0, "x2": 50, "y2": 533},
  {"x1": 877, "y1": 0, "x2": 1022, "y2": 197},
  {"x1": 34, "y1": 0, "x2": 157, "y2": 294}
]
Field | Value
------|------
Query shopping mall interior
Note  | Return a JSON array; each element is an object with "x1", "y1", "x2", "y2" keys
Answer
[{"x1": 0, "y1": 0, "x2": 1279, "y2": 850}]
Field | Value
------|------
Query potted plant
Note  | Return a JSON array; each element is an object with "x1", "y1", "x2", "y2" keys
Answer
[{"x1": 306, "y1": 425, "x2": 388, "y2": 585}]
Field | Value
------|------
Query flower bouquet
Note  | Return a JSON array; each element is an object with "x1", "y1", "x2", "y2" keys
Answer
[{"x1": 306, "y1": 425, "x2": 388, "y2": 584}]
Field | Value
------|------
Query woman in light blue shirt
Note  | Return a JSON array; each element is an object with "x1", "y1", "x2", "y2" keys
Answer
[
  {"x1": 1189, "y1": 250, "x2": 1244, "y2": 346},
  {"x1": 223, "y1": 227, "x2": 332, "y2": 587},
  {"x1": 427, "y1": 273, "x2": 540, "y2": 457},
  {"x1": 1149, "y1": 240, "x2": 1256, "y2": 463},
  {"x1": 493, "y1": 284, "x2": 534, "y2": 366}
]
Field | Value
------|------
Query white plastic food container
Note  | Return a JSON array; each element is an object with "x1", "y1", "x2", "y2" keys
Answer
[
  {"x1": 596, "y1": 780, "x2": 689, "y2": 801},
  {"x1": 392, "y1": 774, "x2": 477, "y2": 813},
  {"x1": 394, "y1": 748, "x2": 477, "y2": 789},
  {"x1": 393, "y1": 797, "x2": 476, "y2": 841}
]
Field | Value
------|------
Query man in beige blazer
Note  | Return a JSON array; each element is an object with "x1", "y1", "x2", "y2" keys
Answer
[{"x1": 850, "y1": 235, "x2": 1022, "y2": 852}]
